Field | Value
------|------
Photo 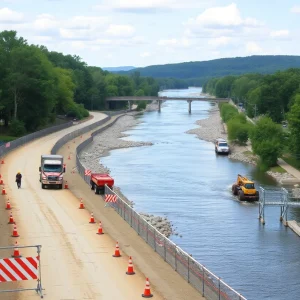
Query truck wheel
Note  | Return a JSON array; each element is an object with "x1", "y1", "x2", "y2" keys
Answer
[
  {"x1": 41, "y1": 184, "x2": 45, "y2": 189},
  {"x1": 59, "y1": 184, "x2": 63, "y2": 190},
  {"x1": 94, "y1": 186, "x2": 99, "y2": 195},
  {"x1": 90, "y1": 182, "x2": 94, "y2": 190},
  {"x1": 232, "y1": 184, "x2": 238, "y2": 195},
  {"x1": 238, "y1": 190, "x2": 245, "y2": 201},
  {"x1": 255, "y1": 191, "x2": 259, "y2": 201}
]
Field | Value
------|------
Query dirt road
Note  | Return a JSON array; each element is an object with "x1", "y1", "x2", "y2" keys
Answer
[{"x1": 0, "y1": 112, "x2": 204, "y2": 300}]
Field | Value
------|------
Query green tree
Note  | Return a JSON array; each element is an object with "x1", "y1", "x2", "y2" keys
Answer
[
  {"x1": 250, "y1": 116, "x2": 284, "y2": 169},
  {"x1": 288, "y1": 94, "x2": 300, "y2": 156}
]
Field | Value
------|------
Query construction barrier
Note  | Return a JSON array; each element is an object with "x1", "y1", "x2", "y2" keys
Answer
[
  {"x1": 0, "y1": 244, "x2": 43, "y2": 298},
  {"x1": 51, "y1": 110, "x2": 247, "y2": 300}
]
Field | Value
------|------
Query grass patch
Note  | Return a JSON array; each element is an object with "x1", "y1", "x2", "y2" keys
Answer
[
  {"x1": 243, "y1": 150, "x2": 253, "y2": 156},
  {"x1": 282, "y1": 154, "x2": 300, "y2": 170},
  {"x1": 0, "y1": 135, "x2": 17, "y2": 142},
  {"x1": 269, "y1": 165, "x2": 286, "y2": 173}
]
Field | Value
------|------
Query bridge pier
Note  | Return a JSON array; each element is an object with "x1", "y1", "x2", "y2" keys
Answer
[
  {"x1": 128, "y1": 100, "x2": 132, "y2": 111},
  {"x1": 158, "y1": 100, "x2": 162, "y2": 113},
  {"x1": 187, "y1": 100, "x2": 192, "y2": 114}
]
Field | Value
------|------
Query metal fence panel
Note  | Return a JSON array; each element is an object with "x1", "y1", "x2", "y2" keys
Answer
[
  {"x1": 189, "y1": 259, "x2": 204, "y2": 293},
  {"x1": 204, "y1": 268, "x2": 219, "y2": 300},
  {"x1": 165, "y1": 238, "x2": 176, "y2": 269},
  {"x1": 155, "y1": 231, "x2": 165, "y2": 260},
  {"x1": 176, "y1": 247, "x2": 189, "y2": 281},
  {"x1": 147, "y1": 223, "x2": 156, "y2": 251}
]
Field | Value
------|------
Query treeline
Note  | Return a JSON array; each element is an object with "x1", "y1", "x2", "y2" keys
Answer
[
  {"x1": 0, "y1": 30, "x2": 186, "y2": 136},
  {"x1": 117, "y1": 55, "x2": 300, "y2": 81},
  {"x1": 220, "y1": 104, "x2": 284, "y2": 169},
  {"x1": 205, "y1": 70, "x2": 300, "y2": 168}
]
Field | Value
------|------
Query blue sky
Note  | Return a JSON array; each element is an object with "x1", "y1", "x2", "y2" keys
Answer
[{"x1": 0, "y1": 0, "x2": 299, "y2": 67}]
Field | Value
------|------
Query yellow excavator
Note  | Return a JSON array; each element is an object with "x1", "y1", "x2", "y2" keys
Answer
[{"x1": 232, "y1": 174, "x2": 259, "y2": 201}]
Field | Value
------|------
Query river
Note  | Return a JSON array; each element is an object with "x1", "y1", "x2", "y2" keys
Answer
[{"x1": 101, "y1": 88, "x2": 300, "y2": 300}]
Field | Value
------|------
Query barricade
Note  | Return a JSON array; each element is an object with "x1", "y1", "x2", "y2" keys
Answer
[{"x1": 0, "y1": 244, "x2": 43, "y2": 298}]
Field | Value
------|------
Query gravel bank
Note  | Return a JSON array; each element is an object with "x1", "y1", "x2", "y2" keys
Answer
[
  {"x1": 186, "y1": 105, "x2": 297, "y2": 184},
  {"x1": 79, "y1": 104, "x2": 174, "y2": 237}
]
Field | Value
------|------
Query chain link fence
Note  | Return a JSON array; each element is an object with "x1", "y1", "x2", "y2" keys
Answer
[{"x1": 50, "y1": 112, "x2": 247, "y2": 300}]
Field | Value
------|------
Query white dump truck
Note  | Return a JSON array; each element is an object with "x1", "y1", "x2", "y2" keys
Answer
[{"x1": 39, "y1": 155, "x2": 65, "y2": 189}]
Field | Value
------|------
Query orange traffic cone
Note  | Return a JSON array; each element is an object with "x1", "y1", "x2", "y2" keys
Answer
[
  {"x1": 79, "y1": 199, "x2": 85, "y2": 209},
  {"x1": 89, "y1": 212, "x2": 95, "y2": 224},
  {"x1": 113, "y1": 241, "x2": 121, "y2": 257},
  {"x1": 64, "y1": 181, "x2": 68, "y2": 189},
  {"x1": 0, "y1": 179, "x2": 3, "y2": 185},
  {"x1": 2, "y1": 187, "x2": 6, "y2": 195},
  {"x1": 8, "y1": 212, "x2": 14, "y2": 224},
  {"x1": 1, "y1": 160, "x2": 4, "y2": 164},
  {"x1": 142, "y1": 278, "x2": 153, "y2": 298},
  {"x1": 5, "y1": 200, "x2": 11, "y2": 210},
  {"x1": 0, "y1": 174, "x2": 2, "y2": 178},
  {"x1": 68, "y1": 154, "x2": 71, "y2": 160},
  {"x1": 12, "y1": 241, "x2": 21, "y2": 258},
  {"x1": 96, "y1": 222, "x2": 103, "y2": 235},
  {"x1": 126, "y1": 256, "x2": 135, "y2": 275},
  {"x1": 11, "y1": 224, "x2": 19, "y2": 237}
]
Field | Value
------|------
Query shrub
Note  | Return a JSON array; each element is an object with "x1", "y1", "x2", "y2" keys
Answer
[
  {"x1": 9, "y1": 119, "x2": 26, "y2": 136},
  {"x1": 137, "y1": 101, "x2": 147, "y2": 111}
]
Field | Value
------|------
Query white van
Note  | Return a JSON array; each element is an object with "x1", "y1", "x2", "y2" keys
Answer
[{"x1": 215, "y1": 138, "x2": 230, "y2": 155}]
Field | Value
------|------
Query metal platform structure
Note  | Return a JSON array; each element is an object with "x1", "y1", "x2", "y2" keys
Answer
[{"x1": 258, "y1": 187, "x2": 300, "y2": 225}]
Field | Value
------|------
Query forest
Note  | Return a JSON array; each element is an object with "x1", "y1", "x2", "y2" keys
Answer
[
  {"x1": 0, "y1": 30, "x2": 186, "y2": 137},
  {"x1": 203, "y1": 70, "x2": 300, "y2": 169},
  {"x1": 117, "y1": 55, "x2": 300, "y2": 84}
]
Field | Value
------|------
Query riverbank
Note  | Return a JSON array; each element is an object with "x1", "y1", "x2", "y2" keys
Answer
[
  {"x1": 79, "y1": 103, "x2": 176, "y2": 237},
  {"x1": 186, "y1": 105, "x2": 297, "y2": 184}
]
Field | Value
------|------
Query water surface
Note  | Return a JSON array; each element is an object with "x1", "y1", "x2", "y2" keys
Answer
[{"x1": 101, "y1": 88, "x2": 300, "y2": 300}]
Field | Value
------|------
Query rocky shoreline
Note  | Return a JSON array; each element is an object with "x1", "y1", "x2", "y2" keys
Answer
[
  {"x1": 79, "y1": 103, "x2": 175, "y2": 238},
  {"x1": 186, "y1": 105, "x2": 297, "y2": 184}
]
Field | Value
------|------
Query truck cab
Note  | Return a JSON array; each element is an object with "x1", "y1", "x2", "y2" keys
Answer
[
  {"x1": 39, "y1": 155, "x2": 65, "y2": 189},
  {"x1": 215, "y1": 138, "x2": 230, "y2": 155}
]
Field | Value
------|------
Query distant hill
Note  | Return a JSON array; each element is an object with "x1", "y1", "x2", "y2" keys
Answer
[
  {"x1": 103, "y1": 66, "x2": 135, "y2": 72},
  {"x1": 117, "y1": 55, "x2": 300, "y2": 80}
]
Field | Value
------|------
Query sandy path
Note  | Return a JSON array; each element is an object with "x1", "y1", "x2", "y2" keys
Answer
[{"x1": 0, "y1": 112, "x2": 164, "y2": 300}]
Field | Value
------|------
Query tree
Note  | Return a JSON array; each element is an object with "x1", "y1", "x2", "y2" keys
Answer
[
  {"x1": 288, "y1": 94, "x2": 300, "y2": 157},
  {"x1": 250, "y1": 116, "x2": 284, "y2": 169}
]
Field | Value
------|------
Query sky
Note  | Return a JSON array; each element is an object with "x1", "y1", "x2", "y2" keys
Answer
[{"x1": 0, "y1": 0, "x2": 300, "y2": 68}]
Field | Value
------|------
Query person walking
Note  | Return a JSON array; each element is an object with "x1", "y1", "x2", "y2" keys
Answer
[{"x1": 16, "y1": 171, "x2": 22, "y2": 189}]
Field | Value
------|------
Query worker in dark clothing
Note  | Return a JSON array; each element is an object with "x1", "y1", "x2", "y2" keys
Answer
[{"x1": 16, "y1": 171, "x2": 22, "y2": 188}]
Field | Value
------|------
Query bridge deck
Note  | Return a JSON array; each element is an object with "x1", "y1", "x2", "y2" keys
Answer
[{"x1": 106, "y1": 96, "x2": 229, "y2": 102}]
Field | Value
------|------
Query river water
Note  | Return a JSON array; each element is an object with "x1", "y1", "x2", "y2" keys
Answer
[{"x1": 101, "y1": 88, "x2": 300, "y2": 300}]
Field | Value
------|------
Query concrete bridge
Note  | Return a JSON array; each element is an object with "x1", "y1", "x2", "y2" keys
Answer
[{"x1": 106, "y1": 96, "x2": 229, "y2": 113}]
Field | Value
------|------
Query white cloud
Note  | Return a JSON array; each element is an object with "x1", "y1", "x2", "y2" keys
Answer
[
  {"x1": 157, "y1": 38, "x2": 191, "y2": 48},
  {"x1": 95, "y1": 0, "x2": 214, "y2": 13},
  {"x1": 140, "y1": 51, "x2": 151, "y2": 57},
  {"x1": 291, "y1": 5, "x2": 300, "y2": 13},
  {"x1": 157, "y1": 38, "x2": 178, "y2": 46},
  {"x1": 187, "y1": 3, "x2": 262, "y2": 29},
  {"x1": 270, "y1": 30, "x2": 290, "y2": 38},
  {"x1": 246, "y1": 41, "x2": 262, "y2": 54},
  {"x1": 0, "y1": 7, "x2": 24, "y2": 23},
  {"x1": 106, "y1": 24, "x2": 135, "y2": 37},
  {"x1": 208, "y1": 36, "x2": 231, "y2": 47}
]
